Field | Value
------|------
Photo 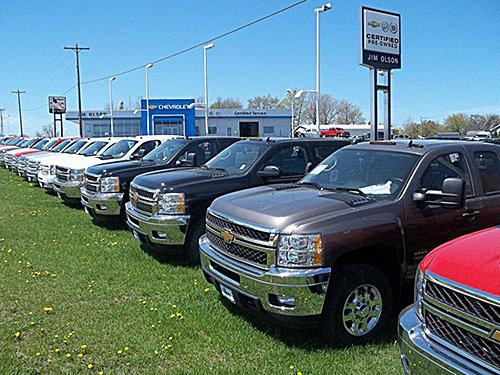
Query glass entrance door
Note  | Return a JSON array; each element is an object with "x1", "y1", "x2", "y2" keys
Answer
[{"x1": 153, "y1": 116, "x2": 184, "y2": 135}]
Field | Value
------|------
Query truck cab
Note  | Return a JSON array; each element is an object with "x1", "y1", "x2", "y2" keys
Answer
[
  {"x1": 199, "y1": 140, "x2": 500, "y2": 346},
  {"x1": 126, "y1": 138, "x2": 350, "y2": 262}
]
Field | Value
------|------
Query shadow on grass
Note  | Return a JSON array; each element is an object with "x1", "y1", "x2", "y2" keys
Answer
[
  {"x1": 91, "y1": 217, "x2": 129, "y2": 232},
  {"x1": 218, "y1": 285, "x2": 414, "y2": 352},
  {"x1": 139, "y1": 243, "x2": 193, "y2": 268}
]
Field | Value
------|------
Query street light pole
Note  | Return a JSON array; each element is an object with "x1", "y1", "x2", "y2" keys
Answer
[
  {"x1": 108, "y1": 77, "x2": 116, "y2": 136},
  {"x1": 287, "y1": 89, "x2": 295, "y2": 137},
  {"x1": 203, "y1": 43, "x2": 214, "y2": 135},
  {"x1": 11, "y1": 90, "x2": 26, "y2": 136},
  {"x1": 145, "y1": 64, "x2": 153, "y2": 135},
  {"x1": 314, "y1": 3, "x2": 332, "y2": 134}
]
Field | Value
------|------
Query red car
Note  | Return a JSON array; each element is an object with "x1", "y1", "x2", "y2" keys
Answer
[
  {"x1": 319, "y1": 127, "x2": 350, "y2": 138},
  {"x1": 399, "y1": 227, "x2": 500, "y2": 374}
]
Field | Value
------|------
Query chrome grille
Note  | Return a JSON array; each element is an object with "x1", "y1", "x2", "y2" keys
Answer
[
  {"x1": 83, "y1": 174, "x2": 100, "y2": 193},
  {"x1": 425, "y1": 311, "x2": 500, "y2": 369},
  {"x1": 207, "y1": 231, "x2": 267, "y2": 266},
  {"x1": 426, "y1": 279, "x2": 500, "y2": 325},
  {"x1": 130, "y1": 184, "x2": 157, "y2": 216},
  {"x1": 56, "y1": 166, "x2": 69, "y2": 181},
  {"x1": 206, "y1": 212, "x2": 271, "y2": 242}
]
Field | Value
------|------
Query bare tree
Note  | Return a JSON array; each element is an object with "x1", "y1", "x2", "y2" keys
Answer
[
  {"x1": 336, "y1": 100, "x2": 365, "y2": 124},
  {"x1": 36, "y1": 123, "x2": 59, "y2": 137},
  {"x1": 247, "y1": 94, "x2": 280, "y2": 109},
  {"x1": 210, "y1": 97, "x2": 243, "y2": 109},
  {"x1": 302, "y1": 94, "x2": 340, "y2": 125}
]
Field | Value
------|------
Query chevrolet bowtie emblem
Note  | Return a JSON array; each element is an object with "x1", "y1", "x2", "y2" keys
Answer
[
  {"x1": 492, "y1": 330, "x2": 500, "y2": 343},
  {"x1": 367, "y1": 20, "x2": 380, "y2": 28},
  {"x1": 220, "y1": 229, "x2": 234, "y2": 244},
  {"x1": 149, "y1": 105, "x2": 158, "y2": 110}
]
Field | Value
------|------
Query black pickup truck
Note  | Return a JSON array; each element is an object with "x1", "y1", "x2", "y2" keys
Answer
[
  {"x1": 199, "y1": 140, "x2": 500, "y2": 346},
  {"x1": 126, "y1": 138, "x2": 350, "y2": 262},
  {"x1": 81, "y1": 137, "x2": 239, "y2": 222}
]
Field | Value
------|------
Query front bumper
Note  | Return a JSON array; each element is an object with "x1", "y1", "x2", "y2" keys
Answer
[
  {"x1": 199, "y1": 235, "x2": 330, "y2": 323},
  {"x1": 17, "y1": 166, "x2": 28, "y2": 178},
  {"x1": 125, "y1": 202, "x2": 189, "y2": 246},
  {"x1": 26, "y1": 169, "x2": 39, "y2": 182},
  {"x1": 81, "y1": 188, "x2": 124, "y2": 216},
  {"x1": 398, "y1": 305, "x2": 495, "y2": 374},
  {"x1": 53, "y1": 179, "x2": 82, "y2": 199},
  {"x1": 37, "y1": 172, "x2": 55, "y2": 190}
]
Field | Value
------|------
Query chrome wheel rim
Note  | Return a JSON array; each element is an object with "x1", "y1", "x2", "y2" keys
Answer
[{"x1": 342, "y1": 284, "x2": 383, "y2": 336}]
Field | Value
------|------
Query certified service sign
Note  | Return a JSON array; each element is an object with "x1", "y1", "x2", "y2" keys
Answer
[{"x1": 360, "y1": 7, "x2": 401, "y2": 70}]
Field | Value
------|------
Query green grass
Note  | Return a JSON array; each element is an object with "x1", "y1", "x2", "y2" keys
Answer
[{"x1": 0, "y1": 167, "x2": 403, "y2": 374}]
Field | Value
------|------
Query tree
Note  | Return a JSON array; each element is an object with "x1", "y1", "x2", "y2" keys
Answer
[
  {"x1": 35, "y1": 123, "x2": 59, "y2": 137},
  {"x1": 444, "y1": 113, "x2": 471, "y2": 134},
  {"x1": 278, "y1": 89, "x2": 307, "y2": 129},
  {"x1": 469, "y1": 114, "x2": 500, "y2": 131},
  {"x1": 302, "y1": 94, "x2": 340, "y2": 125},
  {"x1": 405, "y1": 119, "x2": 443, "y2": 138},
  {"x1": 210, "y1": 97, "x2": 242, "y2": 109},
  {"x1": 247, "y1": 94, "x2": 280, "y2": 109},
  {"x1": 336, "y1": 99, "x2": 365, "y2": 124}
]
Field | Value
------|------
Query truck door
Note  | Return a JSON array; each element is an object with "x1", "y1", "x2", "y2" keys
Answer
[
  {"x1": 471, "y1": 149, "x2": 500, "y2": 227},
  {"x1": 259, "y1": 144, "x2": 310, "y2": 184},
  {"x1": 404, "y1": 150, "x2": 482, "y2": 266}
]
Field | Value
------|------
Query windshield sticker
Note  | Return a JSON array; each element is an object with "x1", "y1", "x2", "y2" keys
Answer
[{"x1": 359, "y1": 181, "x2": 392, "y2": 195}]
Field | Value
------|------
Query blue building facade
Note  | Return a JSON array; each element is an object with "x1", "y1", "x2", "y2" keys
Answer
[{"x1": 140, "y1": 99, "x2": 195, "y2": 136}]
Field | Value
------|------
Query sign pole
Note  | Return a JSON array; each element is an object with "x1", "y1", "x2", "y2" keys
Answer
[{"x1": 370, "y1": 68, "x2": 378, "y2": 140}]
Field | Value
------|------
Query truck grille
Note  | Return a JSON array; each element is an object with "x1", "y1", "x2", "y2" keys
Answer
[
  {"x1": 207, "y1": 231, "x2": 268, "y2": 266},
  {"x1": 426, "y1": 279, "x2": 500, "y2": 325},
  {"x1": 205, "y1": 210, "x2": 276, "y2": 269},
  {"x1": 27, "y1": 161, "x2": 40, "y2": 171},
  {"x1": 425, "y1": 311, "x2": 500, "y2": 369},
  {"x1": 130, "y1": 184, "x2": 157, "y2": 216},
  {"x1": 206, "y1": 212, "x2": 271, "y2": 242},
  {"x1": 423, "y1": 273, "x2": 500, "y2": 371},
  {"x1": 56, "y1": 167, "x2": 69, "y2": 181},
  {"x1": 83, "y1": 174, "x2": 100, "y2": 193}
]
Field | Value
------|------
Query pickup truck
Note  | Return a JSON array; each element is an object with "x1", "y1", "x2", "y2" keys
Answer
[
  {"x1": 54, "y1": 136, "x2": 172, "y2": 204},
  {"x1": 3, "y1": 138, "x2": 45, "y2": 170},
  {"x1": 399, "y1": 226, "x2": 500, "y2": 374},
  {"x1": 320, "y1": 127, "x2": 350, "y2": 138},
  {"x1": 17, "y1": 138, "x2": 67, "y2": 178},
  {"x1": 199, "y1": 140, "x2": 500, "y2": 346},
  {"x1": 81, "y1": 137, "x2": 239, "y2": 222},
  {"x1": 126, "y1": 138, "x2": 350, "y2": 262}
]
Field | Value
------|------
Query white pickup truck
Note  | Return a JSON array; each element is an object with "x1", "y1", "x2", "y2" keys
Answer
[{"x1": 53, "y1": 136, "x2": 169, "y2": 204}]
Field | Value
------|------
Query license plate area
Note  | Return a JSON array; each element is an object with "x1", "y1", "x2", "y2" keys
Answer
[{"x1": 220, "y1": 284, "x2": 236, "y2": 304}]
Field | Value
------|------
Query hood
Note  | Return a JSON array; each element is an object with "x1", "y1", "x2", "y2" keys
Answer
[
  {"x1": 56, "y1": 156, "x2": 114, "y2": 170},
  {"x1": 0, "y1": 146, "x2": 20, "y2": 153},
  {"x1": 87, "y1": 159, "x2": 151, "y2": 176},
  {"x1": 11, "y1": 149, "x2": 41, "y2": 157},
  {"x1": 26, "y1": 151, "x2": 52, "y2": 161},
  {"x1": 133, "y1": 168, "x2": 230, "y2": 191},
  {"x1": 420, "y1": 227, "x2": 500, "y2": 296},
  {"x1": 211, "y1": 185, "x2": 371, "y2": 232},
  {"x1": 39, "y1": 153, "x2": 81, "y2": 167}
]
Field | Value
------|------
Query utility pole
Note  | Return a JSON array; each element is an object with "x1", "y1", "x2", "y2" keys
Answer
[
  {"x1": 0, "y1": 108, "x2": 5, "y2": 136},
  {"x1": 65, "y1": 44, "x2": 89, "y2": 137},
  {"x1": 11, "y1": 90, "x2": 26, "y2": 136}
]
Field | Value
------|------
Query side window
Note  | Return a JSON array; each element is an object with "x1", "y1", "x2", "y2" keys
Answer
[
  {"x1": 420, "y1": 152, "x2": 473, "y2": 196},
  {"x1": 263, "y1": 145, "x2": 309, "y2": 177},
  {"x1": 137, "y1": 140, "x2": 160, "y2": 156},
  {"x1": 312, "y1": 145, "x2": 338, "y2": 162},
  {"x1": 182, "y1": 141, "x2": 217, "y2": 164},
  {"x1": 473, "y1": 151, "x2": 500, "y2": 194}
]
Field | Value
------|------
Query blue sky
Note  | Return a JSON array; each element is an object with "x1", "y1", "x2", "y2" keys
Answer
[{"x1": 0, "y1": 0, "x2": 499, "y2": 136}]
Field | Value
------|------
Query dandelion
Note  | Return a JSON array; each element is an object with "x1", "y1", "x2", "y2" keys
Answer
[
  {"x1": 290, "y1": 365, "x2": 295, "y2": 369},
  {"x1": 43, "y1": 307, "x2": 54, "y2": 313},
  {"x1": 35, "y1": 352, "x2": 41, "y2": 357},
  {"x1": 98, "y1": 372, "x2": 103, "y2": 375},
  {"x1": 298, "y1": 372, "x2": 303, "y2": 375},
  {"x1": 117, "y1": 349, "x2": 123, "y2": 354},
  {"x1": 204, "y1": 288, "x2": 209, "y2": 293},
  {"x1": 87, "y1": 364, "x2": 93, "y2": 369},
  {"x1": 124, "y1": 346, "x2": 129, "y2": 351},
  {"x1": 14, "y1": 331, "x2": 21, "y2": 338},
  {"x1": 54, "y1": 348, "x2": 60, "y2": 353},
  {"x1": 154, "y1": 350, "x2": 159, "y2": 355},
  {"x1": 78, "y1": 353, "x2": 84, "y2": 358},
  {"x1": 81, "y1": 344, "x2": 87, "y2": 349},
  {"x1": 66, "y1": 353, "x2": 71, "y2": 358}
]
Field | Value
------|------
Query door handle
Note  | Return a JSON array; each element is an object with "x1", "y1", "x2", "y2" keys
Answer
[{"x1": 462, "y1": 210, "x2": 480, "y2": 219}]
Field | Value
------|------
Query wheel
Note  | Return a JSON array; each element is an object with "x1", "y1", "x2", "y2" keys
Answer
[
  {"x1": 184, "y1": 216, "x2": 206, "y2": 265},
  {"x1": 320, "y1": 263, "x2": 392, "y2": 347}
]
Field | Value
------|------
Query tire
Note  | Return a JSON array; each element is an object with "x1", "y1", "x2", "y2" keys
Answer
[
  {"x1": 320, "y1": 263, "x2": 392, "y2": 347},
  {"x1": 184, "y1": 216, "x2": 206, "y2": 265}
]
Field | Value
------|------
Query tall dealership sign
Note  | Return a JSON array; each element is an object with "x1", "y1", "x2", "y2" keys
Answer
[
  {"x1": 48, "y1": 96, "x2": 66, "y2": 136},
  {"x1": 360, "y1": 7, "x2": 401, "y2": 140}
]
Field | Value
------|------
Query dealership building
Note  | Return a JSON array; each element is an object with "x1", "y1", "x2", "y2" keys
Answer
[{"x1": 65, "y1": 99, "x2": 292, "y2": 138}]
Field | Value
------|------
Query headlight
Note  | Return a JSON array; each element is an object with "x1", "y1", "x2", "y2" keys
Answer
[
  {"x1": 100, "y1": 177, "x2": 120, "y2": 193},
  {"x1": 49, "y1": 165, "x2": 56, "y2": 175},
  {"x1": 69, "y1": 169, "x2": 84, "y2": 181},
  {"x1": 277, "y1": 234, "x2": 323, "y2": 267},
  {"x1": 414, "y1": 266, "x2": 426, "y2": 321},
  {"x1": 158, "y1": 193, "x2": 186, "y2": 214}
]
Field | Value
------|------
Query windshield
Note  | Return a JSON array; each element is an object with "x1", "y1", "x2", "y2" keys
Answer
[
  {"x1": 143, "y1": 139, "x2": 186, "y2": 164},
  {"x1": 99, "y1": 139, "x2": 137, "y2": 159},
  {"x1": 79, "y1": 141, "x2": 108, "y2": 156},
  {"x1": 51, "y1": 139, "x2": 71, "y2": 152},
  {"x1": 204, "y1": 141, "x2": 268, "y2": 175},
  {"x1": 32, "y1": 139, "x2": 48, "y2": 150},
  {"x1": 300, "y1": 149, "x2": 420, "y2": 201},
  {"x1": 63, "y1": 140, "x2": 87, "y2": 154},
  {"x1": 42, "y1": 140, "x2": 58, "y2": 150},
  {"x1": 23, "y1": 139, "x2": 37, "y2": 148}
]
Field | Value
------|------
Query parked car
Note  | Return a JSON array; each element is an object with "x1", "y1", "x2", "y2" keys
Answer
[
  {"x1": 17, "y1": 138, "x2": 67, "y2": 178},
  {"x1": 54, "y1": 136, "x2": 170, "y2": 204},
  {"x1": 4, "y1": 138, "x2": 46, "y2": 171},
  {"x1": 0, "y1": 138, "x2": 26, "y2": 165},
  {"x1": 320, "y1": 127, "x2": 350, "y2": 138},
  {"x1": 199, "y1": 140, "x2": 500, "y2": 346},
  {"x1": 399, "y1": 227, "x2": 499, "y2": 374},
  {"x1": 81, "y1": 137, "x2": 239, "y2": 222},
  {"x1": 126, "y1": 138, "x2": 350, "y2": 262},
  {"x1": 294, "y1": 126, "x2": 320, "y2": 138}
]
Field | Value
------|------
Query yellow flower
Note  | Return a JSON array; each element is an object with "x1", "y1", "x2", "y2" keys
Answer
[
  {"x1": 43, "y1": 307, "x2": 53, "y2": 313},
  {"x1": 14, "y1": 331, "x2": 21, "y2": 338},
  {"x1": 98, "y1": 372, "x2": 103, "y2": 375},
  {"x1": 78, "y1": 353, "x2": 84, "y2": 358},
  {"x1": 289, "y1": 366, "x2": 295, "y2": 370},
  {"x1": 35, "y1": 352, "x2": 41, "y2": 357},
  {"x1": 66, "y1": 353, "x2": 71, "y2": 358},
  {"x1": 204, "y1": 288, "x2": 209, "y2": 293},
  {"x1": 298, "y1": 372, "x2": 303, "y2": 375},
  {"x1": 54, "y1": 348, "x2": 60, "y2": 353},
  {"x1": 87, "y1": 364, "x2": 93, "y2": 369},
  {"x1": 117, "y1": 349, "x2": 123, "y2": 354},
  {"x1": 124, "y1": 346, "x2": 129, "y2": 351},
  {"x1": 81, "y1": 344, "x2": 87, "y2": 349}
]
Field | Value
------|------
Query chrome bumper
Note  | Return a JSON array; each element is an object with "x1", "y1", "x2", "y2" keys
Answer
[
  {"x1": 18, "y1": 166, "x2": 28, "y2": 178},
  {"x1": 53, "y1": 179, "x2": 82, "y2": 199},
  {"x1": 37, "y1": 172, "x2": 55, "y2": 190},
  {"x1": 125, "y1": 202, "x2": 189, "y2": 246},
  {"x1": 398, "y1": 305, "x2": 495, "y2": 374},
  {"x1": 199, "y1": 235, "x2": 330, "y2": 317},
  {"x1": 26, "y1": 170, "x2": 39, "y2": 182},
  {"x1": 81, "y1": 188, "x2": 124, "y2": 216}
]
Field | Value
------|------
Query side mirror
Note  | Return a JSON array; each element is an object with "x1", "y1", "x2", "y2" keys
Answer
[
  {"x1": 257, "y1": 165, "x2": 282, "y2": 178},
  {"x1": 175, "y1": 152, "x2": 197, "y2": 167},
  {"x1": 131, "y1": 149, "x2": 146, "y2": 160},
  {"x1": 413, "y1": 177, "x2": 465, "y2": 209},
  {"x1": 305, "y1": 162, "x2": 314, "y2": 174}
]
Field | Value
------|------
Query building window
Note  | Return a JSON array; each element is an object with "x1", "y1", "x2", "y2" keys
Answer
[
  {"x1": 263, "y1": 126, "x2": 275, "y2": 134},
  {"x1": 208, "y1": 126, "x2": 217, "y2": 135},
  {"x1": 226, "y1": 127, "x2": 232, "y2": 136}
]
